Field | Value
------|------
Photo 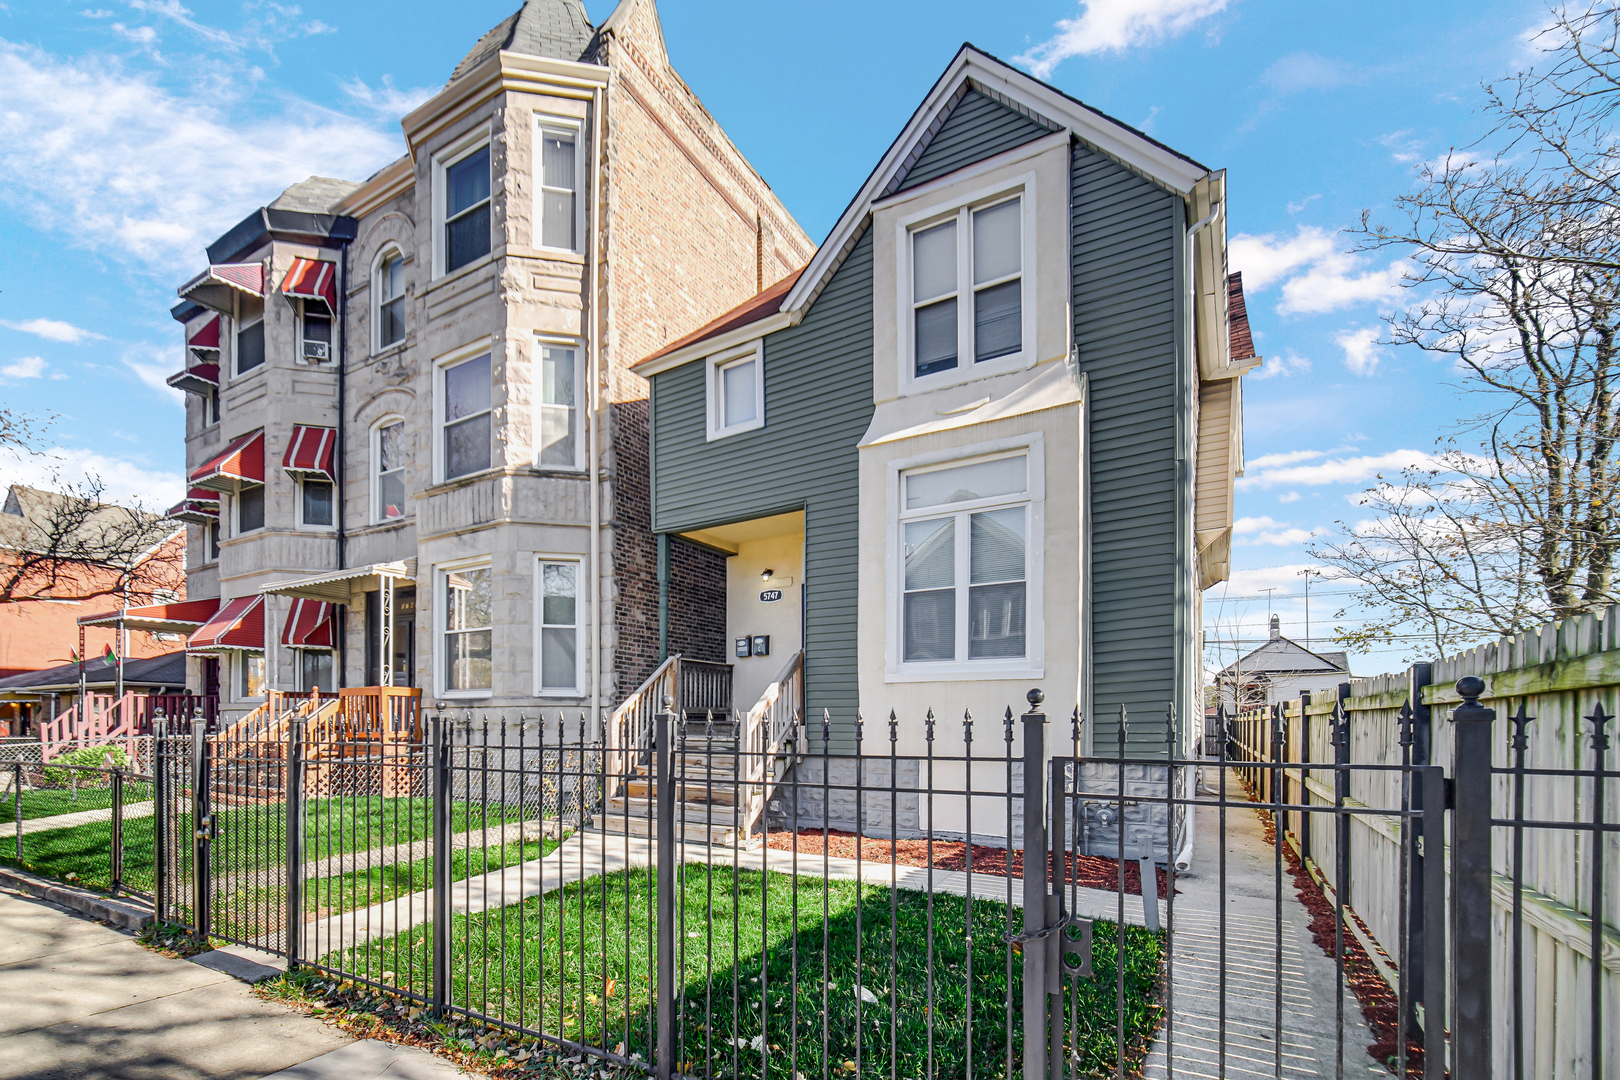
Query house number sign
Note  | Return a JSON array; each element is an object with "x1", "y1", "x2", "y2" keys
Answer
[{"x1": 759, "y1": 588, "x2": 783, "y2": 603}]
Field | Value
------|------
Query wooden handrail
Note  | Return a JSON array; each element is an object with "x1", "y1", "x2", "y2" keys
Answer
[{"x1": 605, "y1": 655, "x2": 680, "y2": 800}]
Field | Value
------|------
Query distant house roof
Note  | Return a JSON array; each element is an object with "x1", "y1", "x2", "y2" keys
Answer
[
  {"x1": 1228, "y1": 272, "x2": 1256, "y2": 361},
  {"x1": 270, "y1": 176, "x2": 362, "y2": 214},
  {"x1": 0, "y1": 485, "x2": 176, "y2": 563},
  {"x1": 0, "y1": 651, "x2": 189, "y2": 696},
  {"x1": 450, "y1": 0, "x2": 597, "y2": 82},
  {"x1": 1218, "y1": 617, "x2": 1350, "y2": 680},
  {"x1": 634, "y1": 268, "x2": 806, "y2": 371}
]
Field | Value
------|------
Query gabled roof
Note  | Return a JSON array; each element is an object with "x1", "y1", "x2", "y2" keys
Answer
[
  {"x1": 780, "y1": 43, "x2": 1214, "y2": 320},
  {"x1": 450, "y1": 0, "x2": 596, "y2": 82},
  {"x1": 635, "y1": 268, "x2": 805, "y2": 373},
  {"x1": 1218, "y1": 635, "x2": 1350, "y2": 680},
  {"x1": 0, "y1": 486, "x2": 176, "y2": 562}
]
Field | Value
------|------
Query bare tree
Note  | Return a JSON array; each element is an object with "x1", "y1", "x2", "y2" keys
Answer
[
  {"x1": 0, "y1": 479, "x2": 183, "y2": 608},
  {"x1": 1320, "y1": 4, "x2": 1620, "y2": 655}
]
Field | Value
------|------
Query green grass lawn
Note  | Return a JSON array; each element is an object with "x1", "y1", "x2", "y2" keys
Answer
[
  {"x1": 0, "y1": 782, "x2": 155, "y2": 823},
  {"x1": 1, "y1": 796, "x2": 547, "y2": 899},
  {"x1": 326, "y1": 866, "x2": 1164, "y2": 1079}
]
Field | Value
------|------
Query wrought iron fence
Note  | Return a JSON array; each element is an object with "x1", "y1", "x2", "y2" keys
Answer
[
  {"x1": 12, "y1": 678, "x2": 1611, "y2": 1079},
  {"x1": 3, "y1": 756, "x2": 156, "y2": 899}
]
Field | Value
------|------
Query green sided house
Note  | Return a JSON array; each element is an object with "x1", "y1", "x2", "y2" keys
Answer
[{"x1": 631, "y1": 46, "x2": 1257, "y2": 849}]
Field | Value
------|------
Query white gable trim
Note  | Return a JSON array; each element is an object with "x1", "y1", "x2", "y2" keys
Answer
[{"x1": 782, "y1": 45, "x2": 1212, "y2": 319}]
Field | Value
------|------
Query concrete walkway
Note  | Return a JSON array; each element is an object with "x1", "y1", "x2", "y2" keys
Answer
[
  {"x1": 0, "y1": 883, "x2": 474, "y2": 1080},
  {"x1": 1, "y1": 801, "x2": 155, "y2": 838},
  {"x1": 1139, "y1": 767, "x2": 1374, "y2": 1080}
]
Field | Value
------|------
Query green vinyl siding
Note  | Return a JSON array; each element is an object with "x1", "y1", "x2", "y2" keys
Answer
[
  {"x1": 897, "y1": 90, "x2": 1054, "y2": 191},
  {"x1": 1072, "y1": 141, "x2": 1182, "y2": 748},
  {"x1": 651, "y1": 231, "x2": 876, "y2": 739}
]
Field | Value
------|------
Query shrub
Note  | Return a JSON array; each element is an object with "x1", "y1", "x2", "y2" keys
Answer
[{"x1": 43, "y1": 744, "x2": 131, "y2": 787}]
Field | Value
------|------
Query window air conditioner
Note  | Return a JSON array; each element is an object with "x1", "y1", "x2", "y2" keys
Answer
[{"x1": 302, "y1": 340, "x2": 330, "y2": 362}]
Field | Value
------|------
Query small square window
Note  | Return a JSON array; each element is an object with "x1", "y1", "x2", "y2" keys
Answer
[{"x1": 706, "y1": 343, "x2": 765, "y2": 440}]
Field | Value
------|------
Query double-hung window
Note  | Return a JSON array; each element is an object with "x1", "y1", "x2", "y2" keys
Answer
[
  {"x1": 444, "y1": 146, "x2": 491, "y2": 274},
  {"x1": 535, "y1": 559, "x2": 581, "y2": 694},
  {"x1": 376, "y1": 252, "x2": 405, "y2": 350},
  {"x1": 443, "y1": 564, "x2": 492, "y2": 693},
  {"x1": 538, "y1": 343, "x2": 580, "y2": 467},
  {"x1": 909, "y1": 194, "x2": 1024, "y2": 380},
  {"x1": 537, "y1": 120, "x2": 582, "y2": 252},
  {"x1": 374, "y1": 419, "x2": 406, "y2": 520},
  {"x1": 441, "y1": 354, "x2": 491, "y2": 480},
  {"x1": 706, "y1": 342, "x2": 764, "y2": 440},
  {"x1": 899, "y1": 454, "x2": 1031, "y2": 667},
  {"x1": 236, "y1": 297, "x2": 266, "y2": 375}
]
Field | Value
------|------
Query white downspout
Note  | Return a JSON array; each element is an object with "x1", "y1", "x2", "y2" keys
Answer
[
  {"x1": 1176, "y1": 192, "x2": 1222, "y2": 874},
  {"x1": 588, "y1": 84, "x2": 604, "y2": 738}
]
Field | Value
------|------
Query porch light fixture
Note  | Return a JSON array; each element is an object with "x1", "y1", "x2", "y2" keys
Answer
[{"x1": 760, "y1": 569, "x2": 774, "y2": 582}]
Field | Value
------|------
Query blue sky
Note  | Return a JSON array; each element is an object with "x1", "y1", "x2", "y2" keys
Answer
[{"x1": 0, "y1": 0, "x2": 1550, "y2": 678}]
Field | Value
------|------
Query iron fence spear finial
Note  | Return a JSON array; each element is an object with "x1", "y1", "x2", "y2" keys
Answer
[
  {"x1": 1588, "y1": 700, "x2": 1614, "y2": 750},
  {"x1": 962, "y1": 709, "x2": 973, "y2": 745},
  {"x1": 924, "y1": 709, "x2": 935, "y2": 744},
  {"x1": 888, "y1": 709, "x2": 898, "y2": 745},
  {"x1": 1509, "y1": 701, "x2": 1534, "y2": 752}
]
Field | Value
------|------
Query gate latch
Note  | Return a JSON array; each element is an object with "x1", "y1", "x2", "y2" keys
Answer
[{"x1": 194, "y1": 814, "x2": 213, "y2": 841}]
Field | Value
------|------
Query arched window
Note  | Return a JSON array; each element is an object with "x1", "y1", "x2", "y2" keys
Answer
[{"x1": 375, "y1": 248, "x2": 406, "y2": 351}]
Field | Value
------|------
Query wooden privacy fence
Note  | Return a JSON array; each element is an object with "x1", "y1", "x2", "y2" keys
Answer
[{"x1": 1232, "y1": 606, "x2": 1620, "y2": 1080}]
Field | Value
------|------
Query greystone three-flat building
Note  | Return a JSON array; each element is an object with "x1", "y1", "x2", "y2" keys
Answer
[{"x1": 151, "y1": 0, "x2": 811, "y2": 723}]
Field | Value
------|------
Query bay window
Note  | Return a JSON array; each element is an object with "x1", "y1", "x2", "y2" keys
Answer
[
  {"x1": 537, "y1": 120, "x2": 583, "y2": 252},
  {"x1": 441, "y1": 353, "x2": 491, "y2": 480},
  {"x1": 896, "y1": 450, "x2": 1040, "y2": 672},
  {"x1": 442, "y1": 564, "x2": 492, "y2": 694},
  {"x1": 443, "y1": 145, "x2": 491, "y2": 274}
]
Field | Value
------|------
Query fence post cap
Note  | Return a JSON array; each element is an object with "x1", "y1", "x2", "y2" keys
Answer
[
  {"x1": 660, "y1": 694, "x2": 674, "y2": 710},
  {"x1": 1451, "y1": 676, "x2": 1495, "y2": 722},
  {"x1": 1026, "y1": 688, "x2": 1045, "y2": 709}
]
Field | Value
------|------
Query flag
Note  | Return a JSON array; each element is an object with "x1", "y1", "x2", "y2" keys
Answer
[{"x1": 103, "y1": 643, "x2": 118, "y2": 664}]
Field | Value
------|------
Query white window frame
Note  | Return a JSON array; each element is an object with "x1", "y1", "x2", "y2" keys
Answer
[
  {"x1": 533, "y1": 555, "x2": 585, "y2": 697},
  {"x1": 433, "y1": 341, "x2": 494, "y2": 484},
  {"x1": 237, "y1": 652, "x2": 267, "y2": 701},
  {"x1": 436, "y1": 556, "x2": 494, "y2": 699},
  {"x1": 431, "y1": 126, "x2": 493, "y2": 280},
  {"x1": 296, "y1": 298, "x2": 333, "y2": 364},
  {"x1": 534, "y1": 335, "x2": 585, "y2": 470},
  {"x1": 371, "y1": 415, "x2": 408, "y2": 523},
  {"x1": 705, "y1": 340, "x2": 765, "y2": 441},
  {"x1": 372, "y1": 246, "x2": 407, "y2": 354},
  {"x1": 533, "y1": 114, "x2": 586, "y2": 255},
  {"x1": 295, "y1": 475, "x2": 336, "y2": 531},
  {"x1": 895, "y1": 172, "x2": 1039, "y2": 397},
  {"x1": 884, "y1": 433, "x2": 1046, "y2": 682}
]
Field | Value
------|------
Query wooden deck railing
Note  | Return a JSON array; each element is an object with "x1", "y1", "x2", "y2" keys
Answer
[{"x1": 738, "y1": 651, "x2": 804, "y2": 837}]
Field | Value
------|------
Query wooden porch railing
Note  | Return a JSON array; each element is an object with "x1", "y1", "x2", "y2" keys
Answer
[
  {"x1": 738, "y1": 651, "x2": 804, "y2": 837},
  {"x1": 39, "y1": 692, "x2": 221, "y2": 761},
  {"x1": 605, "y1": 655, "x2": 680, "y2": 799}
]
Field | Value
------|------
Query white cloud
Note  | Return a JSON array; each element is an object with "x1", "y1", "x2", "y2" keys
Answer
[
  {"x1": 1239, "y1": 449, "x2": 1438, "y2": 489},
  {"x1": 0, "y1": 444, "x2": 184, "y2": 509},
  {"x1": 1247, "y1": 349, "x2": 1310, "y2": 380},
  {"x1": 1233, "y1": 515, "x2": 1322, "y2": 545},
  {"x1": 0, "y1": 356, "x2": 47, "y2": 381},
  {"x1": 1246, "y1": 448, "x2": 1328, "y2": 470},
  {"x1": 1286, "y1": 193, "x2": 1320, "y2": 214},
  {"x1": 1, "y1": 317, "x2": 105, "y2": 343},
  {"x1": 1378, "y1": 129, "x2": 1425, "y2": 164},
  {"x1": 341, "y1": 75, "x2": 437, "y2": 123},
  {"x1": 1261, "y1": 53, "x2": 1362, "y2": 93},
  {"x1": 1015, "y1": 0, "x2": 1230, "y2": 78},
  {"x1": 119, "y1": 343, "x2": 186, "y2": 405},
  {"x1": 1278, "y1": 491, "x2": 1302, "y2": 503},
  {"x1": 0, "y1": 40, "x2": 402, "y2": 273},
  {"x1": 1336, "y1": 326, "x2": 1384, "y2": 375},
  {"x1": 82, "y1": 9, "x2": 116, "y2": 17},
  {"x1": 1230, "y1": 225, "x2": 1408, "y2": 315},
  {"x1": 1233, "y1": 515, "x2": 1282, "y2": 534},
  {"x1": 110, "y1": 22, "x2": 159, "y2": 46}
]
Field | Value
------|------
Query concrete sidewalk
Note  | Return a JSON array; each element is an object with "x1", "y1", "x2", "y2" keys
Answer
[{"x1": 0, "y1": 884, "x2": 469, "y2": 1080}]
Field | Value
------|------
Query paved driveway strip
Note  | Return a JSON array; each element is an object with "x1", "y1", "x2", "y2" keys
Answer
[{"x1": 0, "y1": 886, "x2": 351, "y2": 1080}]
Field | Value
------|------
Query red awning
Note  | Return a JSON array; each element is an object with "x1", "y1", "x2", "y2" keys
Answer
[
  {"x1": 179, "y1": 263, "x2": 266, "y2": 314},
  {"x1": 188, "y1": 595, "x2": 264, "y2": 652},
  {"x1": 166, "y1": 362, "x2": 220, "y2": 397},
  {"x1": 166, "y1": 487, "x2": 221, "y2": 525},
  {"x1": 81, "y1": 598, "x2": 221, "y2": 634},
  {"x1": 188, "y1": 315, "x2": 221, "y2": 354},
  {"x1": 189, "y1": 430, "x2": 265, "y2": 492},
  {"x1": 282, "y1": 425, "x2": 335, "y2": 480},
  {"x1": 281, "y1": 258, "x2": 337, "y2": 312},
  {"x1": 280, "y1": 598, "x2": 335, "y2": 649}
]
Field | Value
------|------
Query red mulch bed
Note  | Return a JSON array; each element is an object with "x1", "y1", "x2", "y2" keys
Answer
[
  {"x1": 763, "y1": 828, "x2": 1173, "y2": 897},
  {"x1": 1253, "y1": 795, "x2": 1425, "y2": 1077}
]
